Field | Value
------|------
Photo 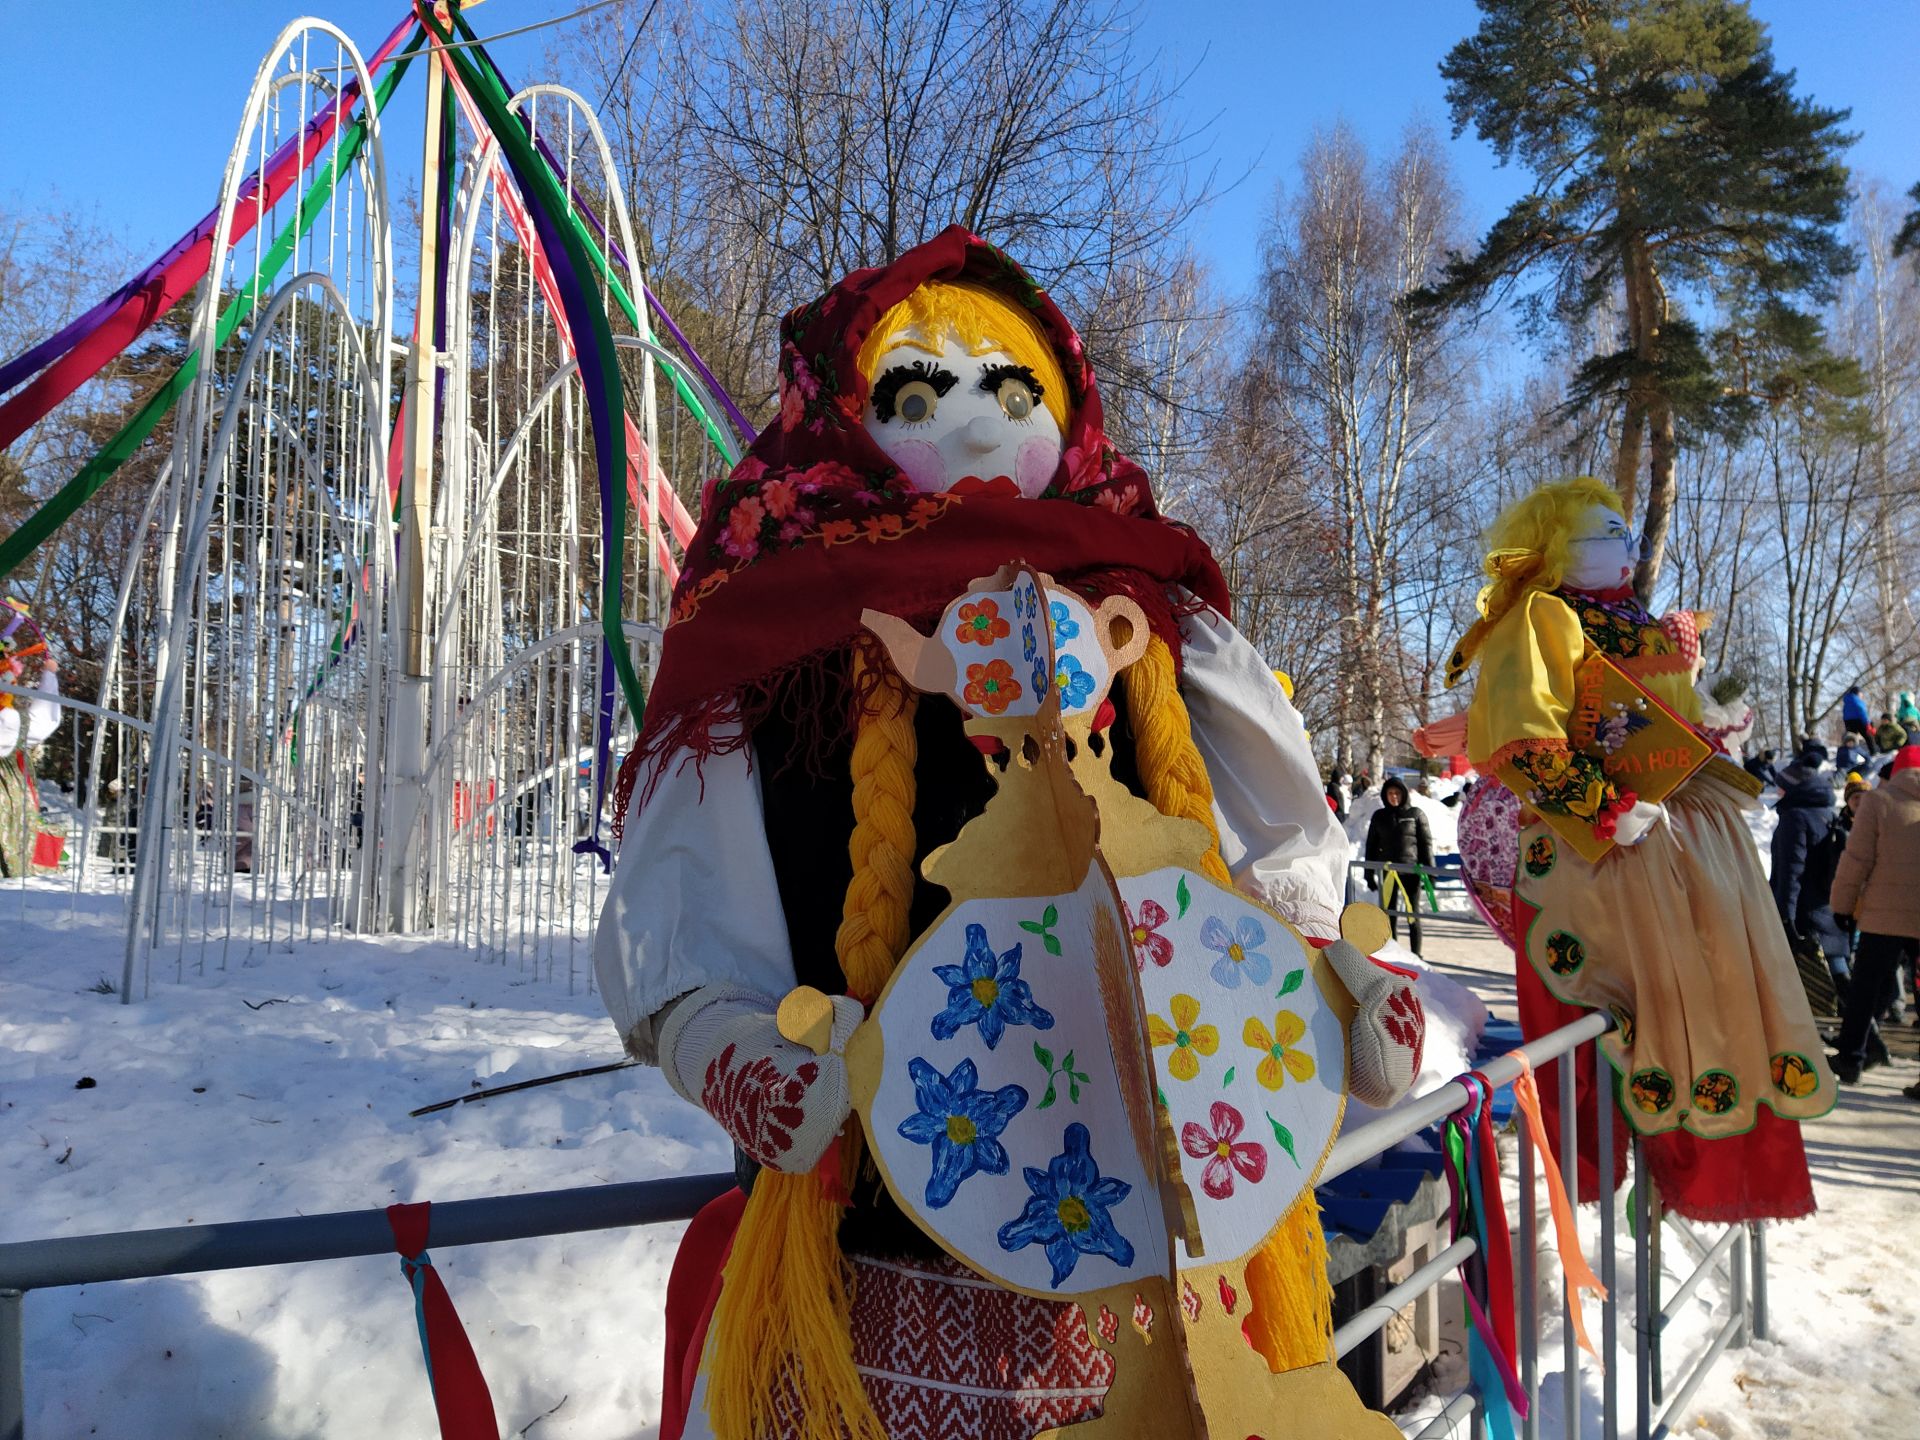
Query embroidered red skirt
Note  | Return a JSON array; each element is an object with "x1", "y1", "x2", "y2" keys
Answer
[{"x1": 665, "y1": 1192, "x2": 1115, "y2": 1440}]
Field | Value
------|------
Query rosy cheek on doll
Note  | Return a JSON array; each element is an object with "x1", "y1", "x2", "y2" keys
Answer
[
  {"x1": 1014, "y1": 437, "x2": 1059, "y2": 497},
  {"x1": 891, "y1": 439, "x2": 948, "y2": 492}
]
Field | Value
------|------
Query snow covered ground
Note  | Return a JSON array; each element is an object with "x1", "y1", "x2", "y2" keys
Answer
[
  {"x1": 2, "y1": 880, "x2": 728, "y2": 1439},
  {"x1": 5, "y1": 874, "x2": 1911, "y2": 1439}
]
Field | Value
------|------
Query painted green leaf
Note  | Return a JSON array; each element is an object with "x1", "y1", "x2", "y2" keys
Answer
[
  {"x1": 1267, "y1": 1113, "x2": 1300, "y2": 1166},
  {"x1": 1072, "y1": 1070, "x2": 1092, "y2": 1085},
  {"x1": 1063, "y1": 1050, "x2": 1076, "y2": 1073},
  {"x1": 1223, "y1": 1066, "x2": 1236, "y2": 1087},
  {"x1": 1034, "y1": 1043, "x2": 1054, "y2": 1071},
  {"x1": 1043, "y1": 903, "x2": 1059, "y2": 927},
  {"x1": 1278, "y1": 968, "x2": 1305, "y2": 997},
  {"x1": 1069, "y1": 1081, "x2": 1082, "y2": 1103},
  {"x1": 1175, "y1": 874, "x2": 1192, "y2": 919},
  {"x1": 1019, "y1": 919, "x2": 1045, "y2": 935},
  {"x1": 1043, "y1": 933, "x2": 1063, "y2": 957},
  {"x1": 1039, "y1": 1083, "x2": 1058, "y2": 1110},
  {"x1": 1157, "y1": 1086, "x2": 1169, "y2": 1108}
]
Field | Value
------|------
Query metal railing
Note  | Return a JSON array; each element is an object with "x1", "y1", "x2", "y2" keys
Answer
[{"x1": 0, "y1": 1017, "x2": 1761, "y2": 1440}]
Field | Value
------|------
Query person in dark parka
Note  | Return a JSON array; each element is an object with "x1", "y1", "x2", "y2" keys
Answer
[
  {"x1": 1770, "y1": 744, "x2": 1851, "y2": 996},
  {"x1": 1365, "y1": 776, "x2": 1433, "y2": 950}
]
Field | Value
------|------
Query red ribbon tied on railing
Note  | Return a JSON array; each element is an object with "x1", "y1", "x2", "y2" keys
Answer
[{"x1": 386, "y1": 1202, "x2": 501, "y2": 1440}]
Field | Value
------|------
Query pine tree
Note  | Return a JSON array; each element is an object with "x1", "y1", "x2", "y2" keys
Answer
[
  {"x1": 1895, "y1": 181, "x2": 1920, "y2": 259},
  {"x1": 1409, "y1": 0, "x2": 1857, "y2": 596}
]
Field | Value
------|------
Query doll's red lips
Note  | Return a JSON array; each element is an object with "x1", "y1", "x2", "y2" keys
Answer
[{"x1": 948, "y1": 474, "x2": 1021, "y2": 498}]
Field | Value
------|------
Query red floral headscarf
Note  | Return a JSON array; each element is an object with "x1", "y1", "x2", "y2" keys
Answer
[{"x1": 616, "y1": 226, "x2": 1228, "y2": 826}]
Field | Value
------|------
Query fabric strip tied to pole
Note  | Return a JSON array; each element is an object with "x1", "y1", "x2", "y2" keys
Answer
[{"x1": 386, "y1": 1202, "x2": 500, "y2": 1440}]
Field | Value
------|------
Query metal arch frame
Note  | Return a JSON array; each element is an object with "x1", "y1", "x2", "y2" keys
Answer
[
  {"x1": 126, "y1": 271, "x2": 395, "y2": 1001},
  {"x1": 431, "y1": 333, "x2": 737, "y2": 677},
  {"x1": 159, "y1": 20, "x2": 393, "y2": 657},
  {"x1": 418, "y1": 619, "x2": 662, "y2": 795}
]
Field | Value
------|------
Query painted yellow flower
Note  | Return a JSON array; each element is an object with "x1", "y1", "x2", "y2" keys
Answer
[
  {"x1": 1244, "y1": 1011, "x2": 1315, "y2": 1091},
  {"x1": 1147, "y1": 993, "x2": 1219, "y2": 1082}
]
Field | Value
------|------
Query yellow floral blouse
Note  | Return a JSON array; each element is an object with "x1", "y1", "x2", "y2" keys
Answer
[{"x1": 1467, "y1": 589, "x2": 1703, "y2": 831}]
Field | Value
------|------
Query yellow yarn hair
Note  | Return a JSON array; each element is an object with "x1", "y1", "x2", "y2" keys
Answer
[
  {"x1": 1446, "y1": 477, "x2": 1625, "y2": 688},
  {"x1": 856, "y1": 280, "x2": 1071, "y2": 430},
  {"x1": 704, "y1": 649, "x2": 917, "y2": 1440},
  {"x1": 1125, "y1": 634, "x2": 1334, "y2": 1370}
]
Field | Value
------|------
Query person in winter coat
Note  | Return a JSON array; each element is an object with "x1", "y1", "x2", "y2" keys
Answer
[
  {"x1": 1326, "y1": 770, "x2": 1348, "y2": 822},
  {"x1": 1743, "y1": 748, "x2": 1778, "y2": 786},
  {"x1": 1770, "y1": 744, "x2": 1851, "y2": 997},
  {"x1": 1875, "y1": 714, "x2": 1907, "y2": 753},
  {"x1": 1365, "y1": 775, "x2": 1433, "y2": 950},
  {"x1": 1835, "y1": 734, "x2": 1871, "y2": 774},
  {"x1": 1829, "y1": 746, "x2": 1920, "y2": 1084},
  {"x1": 1842, "y1": 685, "x2": 1873, "y2": 739},
  {"x1": 1898, "y1": 690, "x2": 1920, "y2": 730}
]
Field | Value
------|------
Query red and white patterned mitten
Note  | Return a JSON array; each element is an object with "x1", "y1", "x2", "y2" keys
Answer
[
  {"x1": 1321, "y1": 915, "x2": 1426, "y2": 1108},
  {"x1": 657, "y1": 984, "x2": 864, "y2": 1174}
]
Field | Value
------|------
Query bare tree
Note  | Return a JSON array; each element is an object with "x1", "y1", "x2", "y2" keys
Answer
[
  {"x1": 556, "y1": 0, "x2": 1220, "y2": 447},
  {"x1": 1253, "y1": 121, "x2": 1475, "y2": 776}
]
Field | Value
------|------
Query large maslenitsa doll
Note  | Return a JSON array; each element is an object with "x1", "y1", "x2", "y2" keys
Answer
[
  {"x1": 0, "y1": 603, "x2": 61, "y2": 877},
  {"x1": 597, "y1": 228, "x2": 1427, "y2": 1440},
  {"x1": 1449, "y1": 478, "x2": 1832, "y2": 1224}
]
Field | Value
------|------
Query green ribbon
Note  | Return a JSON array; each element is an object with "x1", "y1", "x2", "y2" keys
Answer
[{"x1": 0, "y1": 29, "x2": 427, "y2": 585}]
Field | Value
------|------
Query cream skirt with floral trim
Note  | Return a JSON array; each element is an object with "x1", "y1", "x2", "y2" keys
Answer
[{"x1": 1514, "y1": 759, "x2": 1835, "y2": 1139}]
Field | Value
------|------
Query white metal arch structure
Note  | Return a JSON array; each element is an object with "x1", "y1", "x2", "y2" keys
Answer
[
  {"x1": 93, "y1": 22, "x2": 398, "y2": 994},
  {"x1": 407, "y1": 76, "x2": 734, "y2": 975},
  {"x1": 126, "y1": 263, "x2": 395, "y2": 993}
]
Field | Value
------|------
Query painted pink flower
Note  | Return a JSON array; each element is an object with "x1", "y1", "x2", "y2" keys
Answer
[
  {"x1": 723, "y1": 497, "x2": 766, "y2": 560},
  {"x1": 1125, "y1": 898, "x2": 1173, "y2": 969},
  {"x1": 1180, "y1": 1101, "x2": 1267, "y2": 1201}
]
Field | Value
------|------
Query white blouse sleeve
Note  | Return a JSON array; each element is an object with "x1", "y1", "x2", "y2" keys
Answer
[
  {"x1": 1177, "y1": 604, "x2": 1347, "y2": 940},
  {"x1": 592, "y1": 732, "x2": 799, "y2": 1063},
  {"x1": 25, "y1": 669, "x2": 62, "y2": 746}
]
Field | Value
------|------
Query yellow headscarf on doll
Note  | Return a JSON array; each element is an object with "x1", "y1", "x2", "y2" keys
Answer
[
  {"x1": 1444, "y1": 477, "x2": 1625, "y2": 688},
  {"x1": 857, "y1": 280, "x2": 1072, "y2": 430}
]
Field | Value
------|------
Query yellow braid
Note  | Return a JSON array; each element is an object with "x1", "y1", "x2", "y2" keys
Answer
[
  {"x1": 1124, "y1": 635, "x2": 1334, "y2": 1371},
  {"x1": 1126, "y1": 635, "x2": 1233, "y2": 889},
  {"x1": 705, "y1": 651, "x2": 917, "y2": 1440}
]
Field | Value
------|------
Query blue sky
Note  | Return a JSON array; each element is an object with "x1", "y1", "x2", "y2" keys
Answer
[{"x1": 2, "y1": 1, "x2": 1915, "y2": 305}]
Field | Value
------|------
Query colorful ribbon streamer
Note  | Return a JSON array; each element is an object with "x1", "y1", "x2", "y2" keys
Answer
[
  {"x1": 386, "y1": 1202, "x2": 500, "y2": 1440},
  {"x1": 1507, "y1": 1050, "x2": 1609, "y2": 1361}
]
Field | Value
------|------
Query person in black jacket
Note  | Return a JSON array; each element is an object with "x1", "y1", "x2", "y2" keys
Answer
[
  {"x1": 1365, "y1": 776, "x2": 1433, "y2": 950},
  {"x1": 1770, "y1": 745, "x2": 1854, "y2": 1008}
]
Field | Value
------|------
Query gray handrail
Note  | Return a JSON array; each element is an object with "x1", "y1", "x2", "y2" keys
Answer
[{"x1": 0, "y1": 1173, "x2": 735, "y2": 1294}]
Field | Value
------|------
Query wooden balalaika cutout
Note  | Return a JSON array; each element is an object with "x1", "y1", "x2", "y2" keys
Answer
[{"x1": 781, "y1": 564, "x2": 1398, "y2": 1438}]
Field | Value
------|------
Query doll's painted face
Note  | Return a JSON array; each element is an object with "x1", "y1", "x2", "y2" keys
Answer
[
  {"x1": 1563, "y1": 503, "x2": 1636, "y2": 591},
  {"x1": 862, "y1": 332, "x2": 1063, "y2": 498}
]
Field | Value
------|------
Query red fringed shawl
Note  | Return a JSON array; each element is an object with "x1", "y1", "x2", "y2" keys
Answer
[{"x1": 615, "y1": 226, "x2": 1229, "y2": 831}]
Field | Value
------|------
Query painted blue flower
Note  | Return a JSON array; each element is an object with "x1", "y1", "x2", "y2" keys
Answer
[
  {"x1": 934, "y1": 924, "x2": 1055, "y2": 1049},
  {"x1": 1200, "y1": 914, "x2": 1273, "y2": 989},
  {"x1": 997, "y1": 1122, "x2": 1136, "y2": 1288},
  {"x1": 1054, "y1": 654, "x2": 1096, "y2": 709},
  {"x1": 896, "y1": 1056, "x2": 1028, "y2": 1207},
  {"x1": 1032, "y1": 656, "x2": 1050, "y2": 697},
  {"x1": 1050, "y1": 600, "x2": 1081, "y2": 649},
  {"x1": 1022, "y1": 621, "x2": 1038, "y2": 664}
]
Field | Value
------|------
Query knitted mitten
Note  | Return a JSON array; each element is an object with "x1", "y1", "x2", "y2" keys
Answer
[
  {"x1": 656, "y1": 984, "x2": 864, "y2": 1174},
  {"x1": 1321, "y1": 911, "x2": 1426, "y2": 1108}
]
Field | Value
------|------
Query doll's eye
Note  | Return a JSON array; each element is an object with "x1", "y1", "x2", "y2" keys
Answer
[
  {"x1": 979, "y1": 363, "x2": 1044, "y2": 423},
  {"x1": 870, "y1": 359, "x2": 957, "y2": 423},
  {"x1": 896, "y1": 379, "x2": 940, "y2": 424}
]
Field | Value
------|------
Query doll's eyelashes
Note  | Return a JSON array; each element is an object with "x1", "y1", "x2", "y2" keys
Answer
[
  {"x1": 870, "y1": 360, "x2": 958, "y2": 424},
  {"x1": 978, "y1": 363, "x2": 1043, "y2": 423}
]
